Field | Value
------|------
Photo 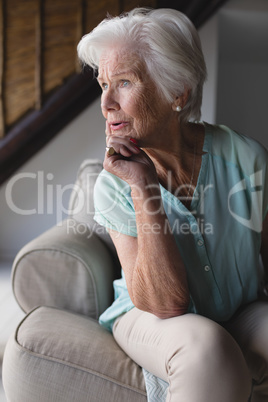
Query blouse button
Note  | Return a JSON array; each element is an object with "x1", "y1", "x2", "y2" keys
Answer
[{"x1": 204, "y1": 265, "x2": 210, "y2": 272}]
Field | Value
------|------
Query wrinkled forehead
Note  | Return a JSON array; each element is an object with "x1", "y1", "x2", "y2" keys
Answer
[{"x1": 98, "y1": 47, "x2": 145, "y2": 80}]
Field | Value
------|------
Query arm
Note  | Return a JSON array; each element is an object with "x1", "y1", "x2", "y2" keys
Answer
[
  {"x1": 12, "y1": 219, "x2": 115, "y2": 318},
  {"x1": 104, "y1": 138, "x2": 189, "y2": 319}
]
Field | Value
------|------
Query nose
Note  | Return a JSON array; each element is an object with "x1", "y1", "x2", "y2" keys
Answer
[{"x1": 101, "y1": 89, "x2": 120, "y2": 112}]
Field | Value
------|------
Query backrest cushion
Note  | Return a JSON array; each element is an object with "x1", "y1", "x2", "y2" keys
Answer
[{"x1": 68, "y1": 159, "x2": 117, "y2": 257}]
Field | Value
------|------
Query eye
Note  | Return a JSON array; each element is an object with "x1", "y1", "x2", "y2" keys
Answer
[
  {"x1": 120, "y1": 80, "x2": 130, "y2": 88},
  {"x1": 101, "y1": 83, "x2": 108, "y2": 91}
]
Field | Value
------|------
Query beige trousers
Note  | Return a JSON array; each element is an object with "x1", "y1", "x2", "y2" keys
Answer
[{"x1": 113, "y1": 301, "x2": 268, "y2": 402}]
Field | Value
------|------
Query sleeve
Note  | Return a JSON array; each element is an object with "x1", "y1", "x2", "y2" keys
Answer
[
  {"x1": 249, "y1": 140, "x2": 268, "y2": 221},
  {"x1": 228, "y1": 127, "x2": 268, "y2": 222},
  {"x1": 93, "y1": 170, "x2": 137, "y2": 237},
  {"x1": 218, "y1": 126, "x2": 268, "y2": 229}
]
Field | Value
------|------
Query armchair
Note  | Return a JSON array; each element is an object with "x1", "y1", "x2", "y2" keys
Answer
[{"x1": 2, "y1": 160, "x2": 146, "y2": 401}]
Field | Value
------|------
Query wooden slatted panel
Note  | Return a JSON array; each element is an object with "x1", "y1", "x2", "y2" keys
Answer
[
  {"x1": 35, "y1": 0, "x2": 43, "y2": 109},
  {"x1": 85, "y1": 0, "x2": 120, "y2": 34},
  {"x1": 75, "y1": 0, "x2": 86, "y2": 72},
  {"x1": 4, "y1": 0, "x2": 37, "y2": 127},
  {"x1": 43, "y1": 0, "x2": 80, "y2": 95},
  {"x1": 0, "y1": 0, "x2": 158, "y2": 135}
]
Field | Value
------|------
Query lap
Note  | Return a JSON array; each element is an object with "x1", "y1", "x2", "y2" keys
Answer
[
  {"x1": 113, "y1": 307, "x2": 253, "y2": 401},
  {"x1": 113, "y1": 302, "x2": 268, "y2": 376},
  {"x1": 112, "y1": 304, "x2": 268, "y2": 401},
  {"x1": 113, "y1": 307, "x2": 244, "y2": 380}
]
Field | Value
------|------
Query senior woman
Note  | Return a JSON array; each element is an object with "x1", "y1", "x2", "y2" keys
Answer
[{"x1": 78, "y1": 8, "x2": 268, "y2": 402}]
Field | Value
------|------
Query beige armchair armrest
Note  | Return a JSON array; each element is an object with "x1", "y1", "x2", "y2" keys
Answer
[{"x1": 12, "y1": 219, "x2": 116, "y2": 319}]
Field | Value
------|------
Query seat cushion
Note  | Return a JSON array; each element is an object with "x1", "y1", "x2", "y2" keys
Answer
[{"x1": 3, "y1": 306, "x2": 146, "y2": 402}]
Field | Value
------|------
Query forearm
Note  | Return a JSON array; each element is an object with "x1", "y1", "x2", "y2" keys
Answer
[
  {"x1": 129, "y1": 182, "x2": 190, "y2": 318},
  {"x1": 102, "y1": 141, "x2": 189, "y2": 317}
]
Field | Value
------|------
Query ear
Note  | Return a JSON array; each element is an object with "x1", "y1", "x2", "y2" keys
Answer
[{"x1": 172, "y1": 88, "x2": 191, "y2": 111}]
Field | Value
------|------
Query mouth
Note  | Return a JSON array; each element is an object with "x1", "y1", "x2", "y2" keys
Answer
[{"x1": 109, "y1": 121, "x2": 129, "y2": 131}]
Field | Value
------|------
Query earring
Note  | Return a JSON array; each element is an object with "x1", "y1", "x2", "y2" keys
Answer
[{"x1": 176, "y1": 105, "x2": 182, "y2": 112}]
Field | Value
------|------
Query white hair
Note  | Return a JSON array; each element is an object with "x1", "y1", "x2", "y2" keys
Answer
[{"x1": 77, "y1": 8, "x2": 207, "y2": 122}]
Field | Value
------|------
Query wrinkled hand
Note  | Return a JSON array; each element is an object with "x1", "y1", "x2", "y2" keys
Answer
[{"x1": 104, "y1": 123, "x2": 158, "y2": 188}]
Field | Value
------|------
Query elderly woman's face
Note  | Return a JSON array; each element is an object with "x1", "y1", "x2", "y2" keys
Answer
[{"x1": 98, "y1": 48, "x2": 175, "y2": 147}]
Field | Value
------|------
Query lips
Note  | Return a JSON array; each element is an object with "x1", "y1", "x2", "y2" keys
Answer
[{"x1": 109, "y1": 121, "x2": 129, "y2": 131}]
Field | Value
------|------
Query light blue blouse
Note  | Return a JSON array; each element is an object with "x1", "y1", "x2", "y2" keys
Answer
[{"x1": 94, "y1": 123, "x2": 268, "y2": 332}]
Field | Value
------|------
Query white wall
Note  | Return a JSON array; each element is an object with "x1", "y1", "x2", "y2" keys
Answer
[{"x1": 0, "y1": 0, "x2": 267, "y2": 261}]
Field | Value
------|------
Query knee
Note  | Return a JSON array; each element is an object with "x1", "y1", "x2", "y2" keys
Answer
[
  {"x1": 182, "y1": 319, "x2": 245, "y2": 373},
  {"x1": 167, "y1": 316, "x2": 251, "y2": 399}
]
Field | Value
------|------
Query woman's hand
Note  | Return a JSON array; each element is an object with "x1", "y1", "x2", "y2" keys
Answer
[{"x1": 104, "y1": 123, "x2": 158, "y2": 188}]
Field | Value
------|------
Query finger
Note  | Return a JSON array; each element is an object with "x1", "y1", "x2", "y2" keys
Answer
[
  {"x1": 106, "y1": 138, "x2": 141, "y2": 156},
  {"x1": 106, "y1": 144, "x2": 132, "y2": 158}
]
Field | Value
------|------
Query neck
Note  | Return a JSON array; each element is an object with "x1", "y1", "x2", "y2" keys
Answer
[
  {"x1": 146, "y1": 122, "x2": 202, "y2": 172},
  {"x1": 144, "y1": 121, "x2": 204, "y2": 197}
]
